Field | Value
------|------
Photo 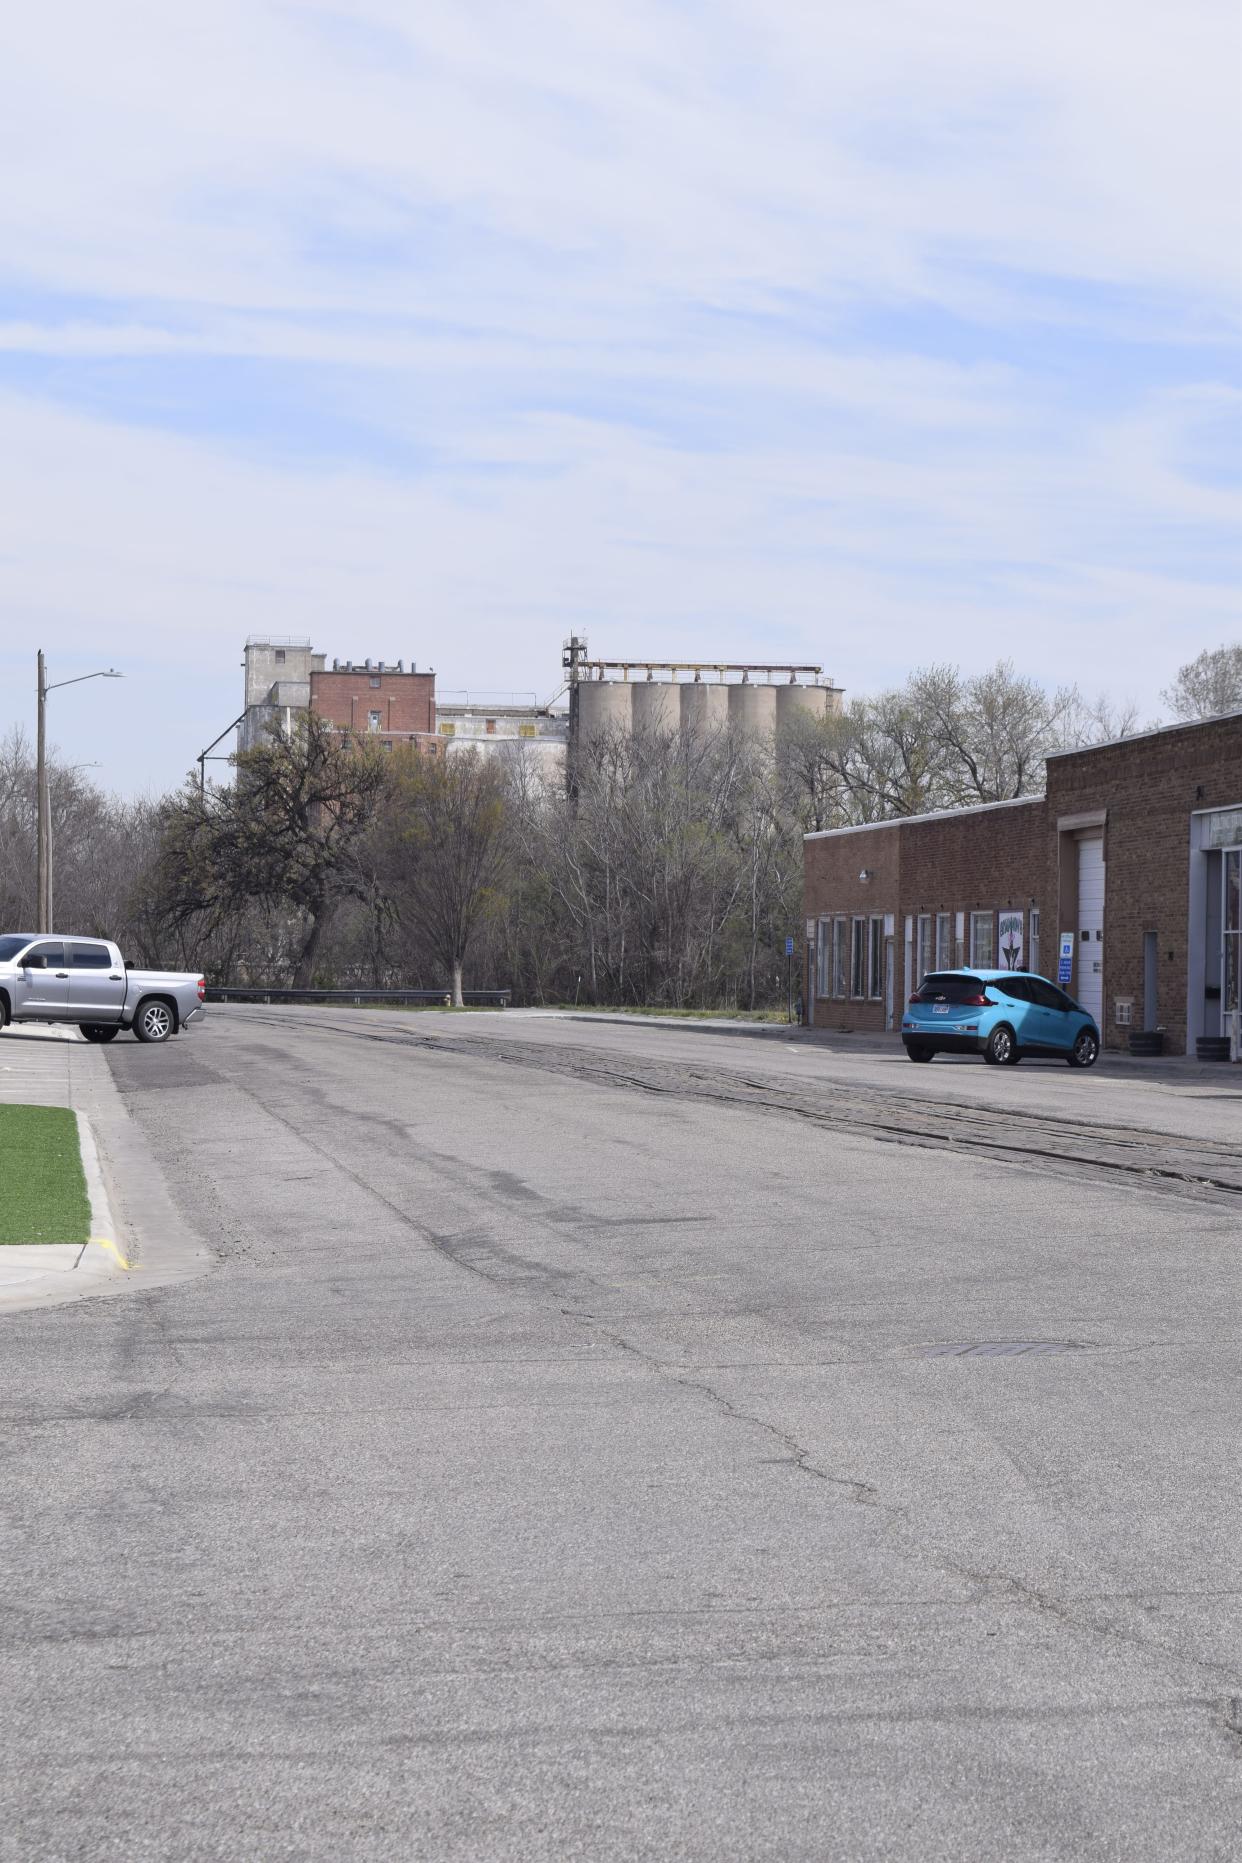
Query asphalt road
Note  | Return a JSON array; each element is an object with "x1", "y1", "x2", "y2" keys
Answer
[{"x1": 2, "y1": 1008, "x2": 1239, "y2": 1860}]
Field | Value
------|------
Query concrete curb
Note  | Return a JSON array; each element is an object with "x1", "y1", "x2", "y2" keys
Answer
[
  {"x1": 0, "y1": 1112, "x2": 131, "y2": 1313},
  {"x1": 0, "y1": 1081, "x2": 212, "y2": 1315}
]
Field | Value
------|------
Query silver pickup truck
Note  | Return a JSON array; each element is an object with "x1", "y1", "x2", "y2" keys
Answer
[{"x1": 0, "y1": 934, "x2": 205, "y2": 1044}]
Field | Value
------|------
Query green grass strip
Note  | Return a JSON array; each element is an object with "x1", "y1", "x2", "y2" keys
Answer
[{"x1": 0, "y1": 1105, "x2": 91, "y2": 1245}]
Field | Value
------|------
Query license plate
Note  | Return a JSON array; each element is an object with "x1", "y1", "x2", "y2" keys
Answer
[{"x1": 932, "y1": 1004, "x2": 950, "y2": 1015}]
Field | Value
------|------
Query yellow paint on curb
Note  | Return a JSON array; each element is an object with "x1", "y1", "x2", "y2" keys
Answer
[{"x1": 90, "y1": 1237, "x2": 131, "y2": 1271}]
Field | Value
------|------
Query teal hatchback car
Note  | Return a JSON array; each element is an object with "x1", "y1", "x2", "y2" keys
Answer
[{"x1": 902, "y1": 970, "x2": 1100, "y2": 1067}]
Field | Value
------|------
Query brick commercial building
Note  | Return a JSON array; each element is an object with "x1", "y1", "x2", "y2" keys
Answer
[
  {"x1": 311, "y1": 659, "x2": 436, "y2": 751},
  {"x1": 239, "y1": 640, "x2": 438, "y2": 755},
  {"x1": 803, "y1": 711, "x2": 1242, "y2": 1058}
]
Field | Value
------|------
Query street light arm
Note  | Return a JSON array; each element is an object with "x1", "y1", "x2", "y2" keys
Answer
[{"x1": 44, "y1": 669, "x2": 123, "y2": 692}]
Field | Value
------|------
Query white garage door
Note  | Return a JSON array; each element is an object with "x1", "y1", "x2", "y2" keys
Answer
[{"x1": 1077, "y1": 836, "x2": 1105, "y2": 1024}]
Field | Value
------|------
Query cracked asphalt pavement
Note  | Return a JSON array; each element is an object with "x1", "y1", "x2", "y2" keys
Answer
[{"x1": 2, "y1": 1007, "x2": 1239, "y2": 1860}]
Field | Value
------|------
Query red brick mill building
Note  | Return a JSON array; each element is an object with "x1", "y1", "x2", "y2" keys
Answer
[{"x1": 803, "y1": 712, "x2": 1242, "y2": 1059}]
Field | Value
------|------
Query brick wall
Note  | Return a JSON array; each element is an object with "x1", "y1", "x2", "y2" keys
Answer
[
  {"x1": 1046, "y1": 713, "x2": 1242, "y2": 1053},
  {"x1": 804, "y1": 799, "x2": 1047, "y2": 1031},
  {"x1": 802, "y1": 713, "x2": 1242, "y2": 1052},
  {"x1": 310, "y1": 670, "x2": 436, "y2": 742}
]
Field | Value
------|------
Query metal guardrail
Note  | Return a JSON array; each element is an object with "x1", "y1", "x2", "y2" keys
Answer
[{"x1": 206, "y1": 986, "x2": 511, "y2": 1008}]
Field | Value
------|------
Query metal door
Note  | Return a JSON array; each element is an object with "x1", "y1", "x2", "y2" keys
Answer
[
  {"x1": 1076, "y1": 837, "x2": 1105, "y2": 1024},
  {"x1": 67, "y1": 942, "x2": 126, "y2": 1022},
  {"x1": 12, "y1": 941, "x2": 69, "y2": 1018}
]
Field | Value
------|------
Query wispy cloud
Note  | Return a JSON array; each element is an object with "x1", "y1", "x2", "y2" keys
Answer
[{"x1": 0, "y1": 1, "x2": 1238, "y2": 791}]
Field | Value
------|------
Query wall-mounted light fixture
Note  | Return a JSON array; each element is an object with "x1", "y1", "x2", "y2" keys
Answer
[{"x1": 858, "y1": 868, "x2": 872, "y2": 883}]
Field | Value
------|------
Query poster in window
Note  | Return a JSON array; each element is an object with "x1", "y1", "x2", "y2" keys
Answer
[{"x1": 998, "y1": 910, "x2": 1024, "y2": 970}]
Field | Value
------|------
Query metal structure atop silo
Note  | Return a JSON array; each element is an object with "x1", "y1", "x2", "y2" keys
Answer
[{"x1": 562, "y1": 636, "x2": 842, "y2": 748}]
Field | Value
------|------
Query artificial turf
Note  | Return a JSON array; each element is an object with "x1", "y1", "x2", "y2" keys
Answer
[{"x1": 0, "y1": 1105, "x2": 91, "y2": 1245}]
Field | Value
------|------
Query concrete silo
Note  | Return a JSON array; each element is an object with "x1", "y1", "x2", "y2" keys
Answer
[
  {"x1": 631, "y1": 680, "x2": 679, "y2": 734},
  {"x1": 563, "y1": 642, "x2": 839, "y2": 756},
  {"x1": 727, "y1": 680, "x2": 778, "y2": 736},
  {"x1": 575, "y1": 678, "x2": 634, "y2": 739},
  {"x1": 775, "y1": 682, "x2": 828, "y2": 730},
  {"x1": 679, "y1": 681, "x2": 730, "y2": 735}
]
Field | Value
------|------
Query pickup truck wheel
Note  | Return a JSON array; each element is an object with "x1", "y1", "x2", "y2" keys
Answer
[
  {"x1": 79, "y1": 1024, "x2": 120, "y2": 1044},
  {"x1": 134, "y1": 999, "x2": 175, "y2": 1044}
]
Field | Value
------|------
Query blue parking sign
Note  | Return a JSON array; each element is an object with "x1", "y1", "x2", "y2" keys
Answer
[
  {"x1": 785, "y1": 936, "x2": 795, "y2": 956},
  {"x1": 1057, "y1": 931, "x2": 1074, "y2": 986}
]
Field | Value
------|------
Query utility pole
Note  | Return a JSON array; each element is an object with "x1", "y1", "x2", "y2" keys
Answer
[
  {"x1": 36, "y1": 651, "x2": 49, "y2": 933},
  {"x1": 34, "y1": 655, "x2": 123, "y2": 933}
]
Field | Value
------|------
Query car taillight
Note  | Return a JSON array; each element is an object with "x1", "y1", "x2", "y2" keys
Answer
[
  {"x1": 961, "y1": 993, "x2": 988, "y2": 1006},
  {"x1": 197, "y1": 977, "x2": 206, "y2": 1001}
]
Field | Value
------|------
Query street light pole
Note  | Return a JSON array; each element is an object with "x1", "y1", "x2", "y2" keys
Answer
[
  {"x1": 35, "y1": 656, "x2": 122, "y2": 933},
  {"x1": 36, "y1": 652, "x2": 49, "y2": 933}
]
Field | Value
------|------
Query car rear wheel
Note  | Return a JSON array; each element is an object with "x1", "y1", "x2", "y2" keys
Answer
[
  {"x1": 1068, "y1": 1028, "x2": 1099, "y2": 1069},
  {"x1": 905, "y1": 1043, "x2": 934, "y2": 1062},
  {"x1": 133, "y1": 999, "x2": 175, "y2": 1044},
  {"x1": 79, "y1": 1024, "x2": 120, "y2": 1044},
  {"x1": 984, "y1": 1024, "x2": 1017, "y2": 1066}
]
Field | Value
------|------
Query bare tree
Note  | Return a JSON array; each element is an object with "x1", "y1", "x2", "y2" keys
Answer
[
  {"x1": 378, "y1": 748, "x2": 508, "y2": 1006},
  {"x1": 1161, "y1": 644, "x2": 1242, "y2": 721},
  {"x1": 149, "y1": 715, "x2": 388, "y2": 988}
]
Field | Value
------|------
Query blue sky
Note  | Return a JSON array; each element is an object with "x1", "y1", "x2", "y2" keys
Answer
[{"x1": 0, "y1": 0, "x2": 1238, "y2": 795}]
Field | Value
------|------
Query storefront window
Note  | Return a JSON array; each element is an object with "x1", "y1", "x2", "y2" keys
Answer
[
  {"x1": 816, "y1": 919, "x2": 831, "y2": 998},
  {"x1": 916, "y1": 915, "x2": 932, "y2": 985},
  {"x1": 935, "y1": 912, "x2": 952, "y2": 970},
  {"x1": 850, "y1": 918, "x2": 866, "y2": 997},
  {"x1": 868, "y1": 916, "x2": 883, "y2": 999},
  {"x1": 1224, "y1": 851, "x2": 1240, "y2": 1043},
  {"x1": 833, "y1": 918, "x2": 848, "y2": 997},
  {"x1": 971, "y1": 911, "x2": 995, "y2": 968}
]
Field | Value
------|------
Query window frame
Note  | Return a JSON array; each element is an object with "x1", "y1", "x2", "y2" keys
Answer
[
  {"x1": 69, "y1": 943, "x2": 112, "y2": 969},
  {"x1": 916, "y1": 914, "x2": 932, "y2": 987},
  {"x1": 816, "y1": 918, "x2": 832, "y2": 999},
  {"x1": 970, "y1": 910, "x2": 995, "y2": 968},
  {"x1": 22, "y1": 941, "x2": 65, "y2": 968},
  {"x1": 832, "y1": 917, "x2": 848, "y2": 998},
  {"x1": 935, "y1": 911, "x2": 952, "y2": 971},
  {"x1": 868, "y1": 916, "x2": 883, "y2": 1000},
  {"x1": 850, "y1": 916, "x2": 867, "y2": 998}
]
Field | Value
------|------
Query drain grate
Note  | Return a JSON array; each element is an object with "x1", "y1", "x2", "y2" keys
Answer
[{"x1": 922, "y1": 1341, "x2": 1084, "y2": 1359}]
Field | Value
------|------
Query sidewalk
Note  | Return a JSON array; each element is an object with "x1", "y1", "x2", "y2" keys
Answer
[
  {"x1": 0, "y1": 1027, "x2": 210, "y2": 1314},
  {"x1": 552, "y1": 1008, "x2": 1242, "y2": 1084}
]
